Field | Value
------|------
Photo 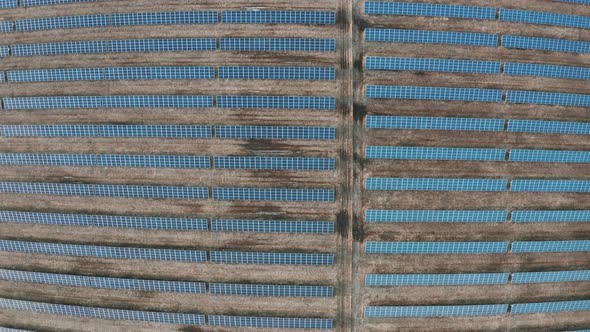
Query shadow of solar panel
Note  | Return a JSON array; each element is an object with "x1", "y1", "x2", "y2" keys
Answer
[
  {"x1": 216, "y1": 95, "x2": 335, "y2": 110},
  {"x1": 365, "y1": 2, "x2": 496, "y2": 20},
  {"x1": 210, "y1": 251, "x2": 334, "y2": 265},
  {"x1": 511, "y1": 180, "x2": 590, "y2": 192},
  {"x1": 0, "y1": 269, "x2": 207, "y2": 293},
  {"x1": 0, "y1": 298, "x2": 206, "y2": 325},
  {"x1": 365, "y1": 304, "x2": 508, "y2": 317},
  {"x1": 366, "y1": 85, "x2": 503, "y2": 102},
  {"x1": 512, "y1": 210, "x2": 590, "y2": 223},
  {"x1": 510, "y1": 149, "x2": 590, "y2": 163},
  {"x1": 214, "y1": 126, "x2": 335, "y2": 140},
  {"x1": 211, "y1": 219, "x2": 334, "y2": 234},
  {"x1": 366, "y1": 177, "x2": 507, "y2": 191},
  {"x1": 365, "y1": 56, "x2": 501, "y2": 74},
  {"x1": 213, "y1": 187, "x2": 334, "y2": 201},
  {"x1": 209, "y1": 283, "x2": 334, "y2": 297},
  {"x1": 512, "y1": 240, "x2": 590, "y2": 253},
  {"x1": 0, "y1": 210, "x2": 208, "y2": 230},
  {"x1": 508, "y1": 119, "x2": 590, "y2": 135},
  {"x1": 500, "y1": 9, "x2": 590, "y2": 29},
  {"x1": 502, "y1": 35, "x2": 590, "y2": 54},
  {"x1": 366, "y1": 146, "x2": 506, "y2": 161},
  {"x1": 507, "y1": 90, "x2": 590, "y2": 107},
  {"x1": 0, "y1": 125, "x2": 212, "y2": 138},
  {"x1": 0, "y1": 46, "x2": 9, "y2": 57},
  {"x1": 511, "y1": 300, "x2": 590, "y2": 314},
  {"x1": 366, "y1": 241, "x2": 509, "y2": 254},
  {"x1": 365, "y1": 28, "x2": 498, "y2": 46},
  {"x1": 365, "y1": 210, "x2": 508, "y2": 223},
  {"x1": 0, "y1": 21, "x2": 13, "y2": 32},
  {"x1": 512, "y1": 270, "x2": 590, "y2": 283},
  {"x1": 366, "y1": 273, "x2": 509, "y2": 286},
  {"x1": 0, "y1": 0, "x2": 17, "y2": 8},
  {"x1": 208, "y1": 315, "x2": 333, "y2": 329},
  {"x1": 365, "y1": 115, "x2": 505, "y2": 131},
  {"x1": 222, "y1": 10, "x2": 336, "y2": 24},
  {"x1": 504, "y1": 62, "x2": 590, "y2": 81},
  {"x1": 218, "y1": 66, "x2": 336, "y2": 80},
  {"x1": 220, "y1": 38, "x2": 336, "y2": 52},
  {"x1": 214, "y1": 156, "x2": 334, "y2": 170}
]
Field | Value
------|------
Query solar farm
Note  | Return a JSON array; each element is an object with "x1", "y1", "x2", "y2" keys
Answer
[{"x1": 0, "y1": 0, "x2": 588, "y2": 331}]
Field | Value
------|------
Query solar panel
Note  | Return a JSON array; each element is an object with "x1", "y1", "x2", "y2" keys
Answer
[
  {"x1": 512, "y1": 210, "x2": 590, "y2": 223},
  {"x1": 365, "y1": 28, "x2": 498, "y2": 47},
  {"x1": 3, "y1": 95, "x2": 214, "y2": 109},
  {"x1": 0, "y1": 240, "x2": 208, "y2": 262},
  {"x1": 511, "y1": 300, "x2": 590, "y2": 314},
  {"x1": 510, "y1": 180, "x2": 590, "y2": 193},
  {"x1": 364, "y1": 2, "x2": 496, "y2": 20},
  {"x1": 214, "y1": 125, "x2": 335, "y2": 140},
  {"x1": 507, "y1": 90, "x2": 590, "y2": 107},
  {"x1": 366, "y1": 241, "x2": 509, "y2": 254},
  {"x1": 0, "y1": 125, "x2": 212, "y2": 138},
  {"x1": 212, "y1": 187, "x2": 335, "y2": 202},
  {"x1": 366, "y1": 273, "x2": 509, "y2": 286},
  {"x1": 216, "y1": 95, "x2": 335, "y2": 110},
  {"x1": 365, "y1": 56, "x2": 501, "y2": 74},
  {"x1": 500, "y1": 9, "x2": 590, "y2": 29},
  {"x1": 0, "y1": 328, "x2": 32, "y2": 332},
  {"x1": 210, "y1": 251, "x2": 334, "y2": 265},
  {"x1": 0, "y1": 21, "x2": 13, "y2": 33},
  {"x1": 556, "y1": 0, "x2": 590, "y2": 3},
  {"x1": 0, "y1": 46, "x2": 10, "y2": 57},
  {"x1": 365, "y1": 210, "x2": 508, "y2": 223},
  {"x1": 512, "y1": 270, "x2": 590, "y2": 283},
  {"x1": 366, "y1": 146, "x2": 506, "y2": 161},
  {"x1": 218, "y1": 66, "x2": 336, "y2": 80},
  {"x1": 0, "y1": 0, "x2": 17, "y2": 8},
  {"x1": 512, "y1": 240, "x2": 590, "y2": 253},
  {"x1": 0, "y1": 182, "x2": 210, "y2": 199},
  {"x1": 502, "y1": 35, "x2": 590, "y2": 54},
  {"x1": 220, "y1": 38, "x2": 336, "y2": 52},
  {"x1": 221, "y1": 10, "x2": 336, "y2": 24},
  {"x1": 508, "y1": 119, "x2": 590, "y2": 135},
  {"x1": 0, "y1": 268, "x2": 207, "y2": 293},
  {"x1": 208, "y1": 315, "x2": 333, "y2": 329},
  {"x1": 8, "y1": 68, "x2": 103, "y2": 82},
  {"x1": 366, "y1": 115, "x2": 505, "y2": 131},
  {"x1": 366, "y1": 177, "x2": 507, "y2": 191},
  {"x1": 504, "y1": 62, "x2": 590, "y2": 81},
  {"x1": 21, "y1": 0, "x2": 104, "y2": 6},
  {"x1": 366, "y1": 85, "x2": 503, "y2": 102},
  {"x1": 0, "y1": 298, "x2": 206, "y2": 325},
  {"x1": 0, "y1": 210, "x2": 208, "y2": 230},
  {"x1": 209, "y1": 283, "x2": 334, "y2": 297},
  {"x1": 0, "y1": 153, "x2": 211, "y2": 168},
  {"x1": 211, "y1": 219, "x2": 334, "y2": 234},
  {"x1": 510, "y1": 149, "x2": 590, "y2": 163},
  {"x1": 214, "y1": 156, "x2": 334, "y2": 170},
  {"x1": 365, "y1": 304, "x2": 508, "y2": 317}
]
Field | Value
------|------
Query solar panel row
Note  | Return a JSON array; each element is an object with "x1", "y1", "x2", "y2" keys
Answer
[
  {"x1": 212, "y1": 188, "x2": 335, "y2": 202},
  {"x1": 0, "y1": 0, "x2": 17, "y2": 8},
  {"x1": 500, "y1": 9, "x2": 590, "y2": 30},
  {"x1": 213, "y1": 156, "x2": 335, "y2": 170},
  {"x1": 221, "y1": 10, "x2": 336, "y2": 24},
  {"x1": 208, "y1": 315, "x2": 333, "y2": 329},
  {"x1": 209, "y1": 283, "x2": 333, "y2": 297},
  {"x1": 366, "y1": 209, "x2": 590, "y2": 223},
  {"x1": 365, "y1": 2, "x2": 496, "y2": 20},
  {"x1": 512, "y1": 210, "x2": 590, "y2": 223},
  {"x1": 511, "y1": 300, "x2": 590, "y2": 314},
  {"x1": 21, "y1": 0, "x2": 103, "y2": 7},
  {"x1": 210, "y1": 219, "x2": 334, "y2": 234},
  {"x1": 366, "y1": 241, "x2": 589, "y2": 254},
  {"x1": 0, "y1": 21, "x2": 13, "y2": 32}
]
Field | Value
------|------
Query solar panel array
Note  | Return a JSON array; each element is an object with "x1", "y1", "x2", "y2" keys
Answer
[
  {"x1": 508, "y1": 120, "x2": 590, "y2": 135},
  {"x1": 221, "y1": 10, "x2": 336, "y2": 24},
  {"x1": 21, "y1": 0, "x2": 103, "y2": 7},
  {"x1": 366, "y1": 85, "x2": 503, "y2": 102},
  {"x1": 213, "y1": 156, "x2": 335, "y2": 170},
  {"x1": 512, "y1": 210, "x2": 590, "y2": 223},
  {"x1": 208, "y1": 315, "x2": 333, "y2": 329},
  {"x1": 512, "y1": 270, "x2": 590, "y2": 284},
  {"x1": 218, "y1": 66, "x2": 335, "y2": 80},
  {"x1": 216, "y1": 95, "x2": 335, "y2": 110},
  {"x1": 365, "y1": 241, "x2": 509, "y2": 254},
  {"x1": 509, "y1": 149, "x2": 590, "y2": 163},
  {"x1": 365, "y1": 210, "x2": 508, "y2": 223},
  {"x1": 502, "y1": 35, "x2": 590, "y2": 54},
  {"x1": 0, "y1": 21, "x2": 13, "y2": 32},
  {"x1": 212, "y1": 188, "x2": 335, "y2": 202},
  {"x1": 365, "y1": 28, "x2": 499, "y2": 47},
  {"x1": 507, "y1": 90, "x2": 590, "y2": 107},
  {"x1": 364, "y1": 2, "x2": 496, "y2": 20},
  {"x1": 365, "y1": 304, "x2": 509, "y2": 317},
  {"x1": 504, "y1": 62, "x2": 590, "y2": 81},
  {"x1": 366, "y1": 273, "x2": 510, "y2": 286},
  {"x1": 365, "y1": 56, "x2": 501, "y2": 74},
  {"x1": 511, "y1": 180, "x2": 590, "y2": 193},
  {"x1": 211, "y1": 219, "x2": 334, "y2": 234},
  {"x1": 0, "y1": 153, "x2": 211, "y2": 168},
  {"x1": 0, "y1": 0, "x2": 17, "y2": 8},
  {"x1": 220, "y1": 38, "x2": 336, "y2": 52},
  {"x1": 366, "y1": 146, "x2": 506, "y2": 161},
  {"x1": 210, "y1": 251, "x2": 335, "y2": 265},
  {"x1": 366, "y1": 115, "x2": 505, "y2": 132},
  {"x1": 511, "y1": 300, "x2": 590, "y2": 314},
  {"x1": 500, "y1": 9, "x2": 590, "y2": 29},
  {"x1": 215, "y1": 125, "x2": 335, "y2": 140},
  {"x1": 3, "y1": 95, "x2": 214, "y2": 109},
  {"x1": 209, "y1": 283, "x2": 333, "y2": 297},
  {"x1": 511, "y1": 241, "x2": 590, "y2": 253},
  {"x1": 366, "y1": 178, "x2": 507, "y2": 191}
]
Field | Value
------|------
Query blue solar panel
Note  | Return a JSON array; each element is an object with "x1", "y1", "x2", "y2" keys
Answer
[
  {"x1": 8, "y1": 68, "x2": 103, "y2": 82},
  {"x1": 512, "y1": 240, "x2": 590, "y2": 253},
  {"x1": 0, "y1": 298, "x2": 206, "y2": 325},
  {"x1": 21, "y1": 0, "x2": 103, "y2": 6},
  {"x1": 365, "y1": 56, "x2": 501, "y2": 74},
  {"x1": 366, "y1": 241, "x2": 509, "y2": 254},
  {"x1": 0, "y1": 268, "x2": 207, "y2": 293},
  {"x1": 0, "y1": 210, "x2": 208, "y2": 230},
  {"x1": 366, "y1": 85, "x2": 503, "y2": 102},
  {"x1": 0, "y1": 0, "x2": 17, "y2": 8},
  {"x1": 366, "y1": 273, "x2": 509, "y2": 286},
  {"x1": 0, "y1": 328, "x2": 31, "y2": 332},
  {"x1": 512, "y1": 270, "x2": 590, "y2": 284},
  {"x1": 510, "y1": 149, "x2": 590, "y2": 163},
  {"x1": 366, "y1": 115, "x2": 505, "y2": 131},
  {"x1": 216, "y1": 95, "x2": 335, "y2": 110},
  {"x1": 0, "y1": 153, "x2": 211, "y2": 168},
  {"x1": 556, "y1": 0, "x2": 590, "y2": 3},
  {"x1": 512, "y1": 210, "x2": 590, "y2": 223},
  {"x1": 500, "y1": 9, "x2": 590, "y2": 29},
  {"x1": 212, "y1": 187, "x2": 334, "y2": 202},
  {"x1": 511, "y1": 300, "x2": 590, "y2": 314},
  {"x1": 365, "y1": 2, "x2": 496, "y2": 20},
  {"x1": 365, "y1": 28, "x2": 498, "y2": 47},
  {"x1": 365, "y1": 304, "x2": 508, "y2": 317},
  {"x1": 0, "y1": 240, "x2": 208, "y2": 262},
  {"x1": 366, "y1": 177, "x2": 507, "y2": 191},
  {"x1": 222, "y1": 10, "x2": 335, "y2": 24},
  {"x1": 508, "y1": 120, "x2": 590, "y2": 135},
  {"x1": 365, "y1": 210, "x2": 507, "y2": 223},
  {"x1": 507, "y1": 90, "x2": 590, "y2": 107},
  {"x1": 0, "y1": 46, "x2": 9, "y2": 57},
  {"x1": 0, "y1": 182, "x2": 210, "y2": 199},
  {"x1": 210, "y1": 251, "x2": 334, "y2": 265},
  {"x1": 511, "y1": 180, "x2": 590, "y2": 193},
  {"x1": 208, "y1": 315, "x2": 333, "y2": 329},
  {"x1": 218, "y1": 66, "x2": 335, "y2": 80},
  {"x1": 214, "y1": 156, "x2": 334, "y2": 170},
  {"x1": 214, "y1": 126, "x2": 335, "y2": 140},
  {"x1": 220, "y1": 38, "x2": 335, "y2": 52},
  {"x1": 502, "y1": 35, "x2": 590, "y2": 54},
  {"x1": 0, "y1": 125, "x2": 212, "y2": 138},
  {"x1": 504, "y1": 62, "x2": 590, "y2": 81},
  {"x1": 0, "y1": 21, "x2": 13, "y2": 33},
  {"x1": 3, "y1": 95, "x2": 213, "y2": 109},
  {"x1": 366, "y1": 146, "x2": 506, "y2": 161},
  {"x1": 209, "y1": 283, "x2": 333, "y2": 297},
  {"x1": 211, "y1": 219, "x2": 334, "y2": 234}
]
